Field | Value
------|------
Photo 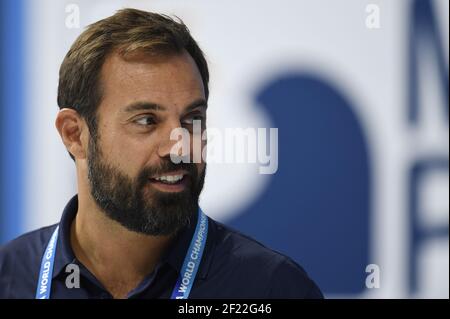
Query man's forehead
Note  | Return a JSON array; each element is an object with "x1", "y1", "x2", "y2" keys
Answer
[
  {"x1": 101, "y1": 49, "x2": 201, "y2": 81},
  {"x1": 98, "y1": 50, "x2": 206, "y2": 113}
]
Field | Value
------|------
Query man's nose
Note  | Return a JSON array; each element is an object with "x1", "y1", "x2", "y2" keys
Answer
[{"x1": 156, "y1": 120, "x2": 190, "y2": 162}]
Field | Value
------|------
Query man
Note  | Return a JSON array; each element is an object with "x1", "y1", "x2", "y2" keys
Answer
[{"x1": 0, "y1": 8, "x2": 322, "y2": 299}]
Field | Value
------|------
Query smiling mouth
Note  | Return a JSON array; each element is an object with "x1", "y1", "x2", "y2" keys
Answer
[{"x1": 148, "y1": 172, "x2": 189, "y2": 192}]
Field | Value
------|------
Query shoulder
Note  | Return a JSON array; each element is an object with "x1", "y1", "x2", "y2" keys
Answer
[
  {"x1": 0, "y1": 224, "x2": 57, "y2": 298},
  {"x1": 207, "y1": 219, "x2": 323, "y2": 299},
  {"x1": 0, "y1": 224, "x2": 57, "y2": 259}
]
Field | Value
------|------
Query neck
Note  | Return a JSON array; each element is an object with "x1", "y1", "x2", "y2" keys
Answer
[{"x1": 70, "y1": 192, "x2": 174, "y2": 299}]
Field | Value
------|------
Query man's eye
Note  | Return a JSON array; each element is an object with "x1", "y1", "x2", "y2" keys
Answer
[
  {"x1": 183, "y1": 115, "x2": 205, "y2": 125},
  {"x1": 135, "y1": 116, "x2": 156, "y2": 126}
]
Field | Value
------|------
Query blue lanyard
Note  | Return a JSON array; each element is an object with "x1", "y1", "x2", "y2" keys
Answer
[
  {"x1": 35, "y1": 225, "x2": 59, "y2": 299},
  {"x1": 35, "y1": 209, "x2": 208, "y2": 299}
]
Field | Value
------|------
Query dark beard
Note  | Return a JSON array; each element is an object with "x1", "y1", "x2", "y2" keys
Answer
[{"x1": 87, "y1": 136, "x2": 205, "y2": 236}]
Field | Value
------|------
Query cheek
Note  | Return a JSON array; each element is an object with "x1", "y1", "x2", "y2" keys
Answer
[
  {"x1": 101, "y1": 134, "x2": 154, "y2": 175},
  {"x1": 189, "y1": 132, "x2": 207, "y2": 163},
  {"x1": 196, "y1": 162, "x2": 206, "y2": 176},
  {"x1": 201, "y1": 141, "x2": 207, "y2": 164}
]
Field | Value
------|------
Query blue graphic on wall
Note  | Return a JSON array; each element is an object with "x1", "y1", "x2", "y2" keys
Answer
[
  {"x1": 407, "y1": 0, "x2": 449, "y2": 294},
  {"x1": 228, "y1": 74, "x2": 371, "y2": 295}
]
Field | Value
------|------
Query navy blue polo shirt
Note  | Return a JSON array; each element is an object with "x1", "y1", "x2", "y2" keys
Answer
[{"x1": 0, "y1": 195, "x2": 323, "y2": 299}]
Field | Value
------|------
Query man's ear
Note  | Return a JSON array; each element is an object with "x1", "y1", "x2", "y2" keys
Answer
[{"x1": 55, "y1": 108, "x2": 88, "y2": 160}]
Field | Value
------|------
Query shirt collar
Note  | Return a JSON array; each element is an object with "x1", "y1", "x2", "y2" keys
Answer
[
  {"x1": 52, "y1": 195, "x2": 78, "y2": 279},
  {"x1": 52, "y1": 195, "x2": 215, "y2": 280}
]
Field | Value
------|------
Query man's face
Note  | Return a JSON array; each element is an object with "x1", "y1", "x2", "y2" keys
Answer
[{"x1": 87, "y1": 50, "x2": 207, "y2": 236}]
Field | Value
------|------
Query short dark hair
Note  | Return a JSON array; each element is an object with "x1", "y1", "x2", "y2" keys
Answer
[{"x1": 57, "y1": 8, "x2": 209, "y2": 159}]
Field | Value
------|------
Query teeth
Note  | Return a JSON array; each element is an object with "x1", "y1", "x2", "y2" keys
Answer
[{"x1": 155, "y1": 174, "x2": 183, "y2": 183}]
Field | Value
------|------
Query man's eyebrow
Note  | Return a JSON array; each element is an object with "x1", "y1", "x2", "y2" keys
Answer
[
  {"x1": 124, "y1": 101, "x2": 165, "y2": 113},
  {"x1": 123, "y1": 98, "x2": 207, "y2": 113},
  {"x1": 184, "y1": 98, "x2": 208, "y2": 113}
]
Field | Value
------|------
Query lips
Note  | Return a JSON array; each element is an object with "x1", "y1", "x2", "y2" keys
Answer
[
  {"x1": 153, "y1": 174, "x2": 184, "y2": 184},
  {"x1": 148, "y1": 170, "x2": 189, "y2": 192}
]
